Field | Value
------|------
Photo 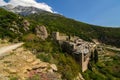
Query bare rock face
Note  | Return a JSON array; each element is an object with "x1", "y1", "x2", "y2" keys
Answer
[
  {"x1": 23, "y1": 20, "x2": 30, "y2": 31},
  {"x1": 35, "y1": 25, "x2": 48, "y2": 40}
]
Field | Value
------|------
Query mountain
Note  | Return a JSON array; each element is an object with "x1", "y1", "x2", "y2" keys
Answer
[{"x1": 2, "y1": 5, "x2": 48, "y2": 16}]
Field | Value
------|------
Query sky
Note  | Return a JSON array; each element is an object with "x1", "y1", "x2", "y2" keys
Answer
[{"x1": 1, "y1": 0, "x2": 120, "y2": 27}]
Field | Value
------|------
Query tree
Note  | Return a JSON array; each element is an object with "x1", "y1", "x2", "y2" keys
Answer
[{"x1": 94, "y1": 49, "x2": 98, "y2": 63}]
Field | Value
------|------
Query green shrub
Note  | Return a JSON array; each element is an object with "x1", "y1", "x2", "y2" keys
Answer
[
  {"x1": 53, "y1": 53, "x2": 80, "y2": 80},
  {"x1": 10, "y1": 76, "x2": 19, "y2": 80},
  {"x1": 36, "y1": 53, "x2": 51, "y2": 62}
]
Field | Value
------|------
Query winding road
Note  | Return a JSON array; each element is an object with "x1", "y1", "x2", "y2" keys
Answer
[{"x1": 0, "y1": 43, "x2": 24, "y2": 57}]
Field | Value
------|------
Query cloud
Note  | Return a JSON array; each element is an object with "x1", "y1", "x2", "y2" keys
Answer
[
  {"x1": 0, "y1": 0, "x2": 7, "y2": 6},
  {"x1": 0, "y1": 0, "x2": 53, "y2": 12}
]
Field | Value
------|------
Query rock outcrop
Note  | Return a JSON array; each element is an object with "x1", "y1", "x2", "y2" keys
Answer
[
  {"x1": 23, "y1": 20, "x2": 30, "y2": 31},
  {"x1": 35, "y1": 25, "x2": 48, "y2": 40},
  {"x1": 0, "y1": 47, "x2": 61, "y2": 80},
  {"x1": 9, "y1": 19, "x2": 30, "y2": 35}
]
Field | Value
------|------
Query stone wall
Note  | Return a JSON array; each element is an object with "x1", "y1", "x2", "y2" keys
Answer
[
  {"x1": 82, "y1": 56, "x2": 90, "y2": 72},
  {"x1": 74, "y1": 53, "x2": 90, "y2": 72},
  {"x1": 52, "y1": 32, "x2": 68, "y2": 41}
]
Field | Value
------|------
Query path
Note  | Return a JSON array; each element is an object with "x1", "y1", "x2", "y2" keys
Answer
[
  {"x1": 106, "y1": 47, "x2": 120, "y2": 52},
  {"x1": 0, "y1": 43, "x2": 24, "y2": 57}
]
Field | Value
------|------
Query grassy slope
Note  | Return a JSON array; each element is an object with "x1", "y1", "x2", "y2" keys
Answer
[
  {"x1": 0, "y1": 8, "x2": 39, "y2": 40},
  {"x1": 1, "y1": 7, "x2": 120, "y2": 47},
  {"x1": 0, "y1": 8, "x2": 81, "y2": 80},
  {"x1": 0, "y1": 8, "x2": 19, "y2": 38},
  {"x1": 27, "y1": 12, "x2": 120, "y2": 47},
  {"x1": 83, "y1": 49, "x2": 120, "y2": 80}
]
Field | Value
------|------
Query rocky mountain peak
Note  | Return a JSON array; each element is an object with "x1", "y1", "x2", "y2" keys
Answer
[
  {"x1": 1, "y1": 5, "x2": 48, "y2": 16},
  {"x1": 2, "y1": 4, "x2": 14, "y2": 10}
]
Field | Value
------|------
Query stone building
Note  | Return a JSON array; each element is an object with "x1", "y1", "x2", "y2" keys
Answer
[
  {"x1": 62, "y1": 39, "x2": 93, "y2": 72},
  {"x1": 52, "y1": 32, "x2": 69, "y2": 41},
  {"x1": 52, "y1": 32, "x2": 96, "y2": 72}
]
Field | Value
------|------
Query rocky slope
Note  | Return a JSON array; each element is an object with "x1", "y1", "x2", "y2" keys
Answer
[{"x1": 0, "y1": 44, "x2": 61, "y2": 80}]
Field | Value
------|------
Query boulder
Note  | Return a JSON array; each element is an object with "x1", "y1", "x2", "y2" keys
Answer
[
  {"x1": 48, "y1": 69, "x2": 53, "y2": 73},
  {"x1": 23, "y1": 20, "x2": 30, "y2": 31},
  {"x1": 39, "y1": 62, "x2": 49, "y2": 68},
  {"x1": 8, "y1": 68, "x2": 17, "y2": 74},
  {"x1": 50, "y1": 64, "x2": 58, "y2": 71},
  {"x1": 31, "y1": 59, "x2": 41, "y2": 65},
  {"x1": 26, "y1": 58, "x2": 34, "y2": 63},
  {"x1": 32, "y1": 62, "x2": 49, "y2": 70},
  {"x1": 22, "y1": 66, "x2": 32, "y2": 73},
  {"x1": 35, "y1": 25, "x2": 48, "y2": 40}
]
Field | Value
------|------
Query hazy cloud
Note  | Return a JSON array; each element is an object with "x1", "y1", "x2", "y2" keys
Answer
[
  {"x1": 0, "y1": 0, "x2": 53, "y2": 12},
  {"x1": 0, "y1": 0, "x2": 7, "y2": 6}
]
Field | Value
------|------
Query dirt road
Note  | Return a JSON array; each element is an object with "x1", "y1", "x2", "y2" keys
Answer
[{"x1": 0, "y1": 43, "x2": 24, "y2": 57}]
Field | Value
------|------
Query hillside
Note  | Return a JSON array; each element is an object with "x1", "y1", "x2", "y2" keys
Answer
[
  {"x1": 0, "y1": 8, "x2": 83, "y2": 80},
  {"x1": 0, "y1": 7, "x2": 120, "y2": 80},
  {"x1": 0, "y1": 8, "x2": 41, "y2": 41},
  {"x1": 0, "y1": 8, "x2": 28, "y2": 39},
  {"x1": 0, "y1": 42, "x2": 61, "y2": 80},
  {"x1": 27, "y1": 12, "x2": 120, "y2": 47},
  {"x1": 1, "y1": 5, "x2": 120, "y2": 47}
]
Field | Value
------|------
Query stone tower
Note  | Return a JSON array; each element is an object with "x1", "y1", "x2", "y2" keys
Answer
[{"x1": 52, "y1": 32, "x2": 60, "y2": 40}]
